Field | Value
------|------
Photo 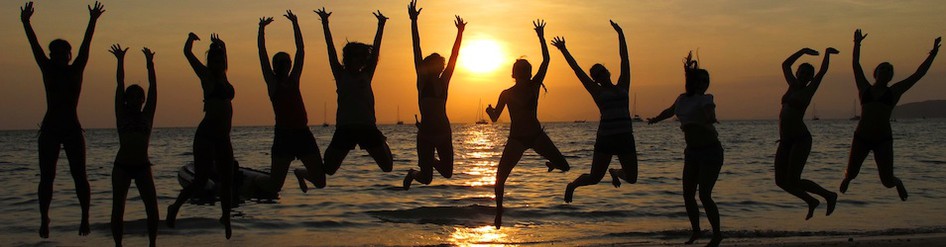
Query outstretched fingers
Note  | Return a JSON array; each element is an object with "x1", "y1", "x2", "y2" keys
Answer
[
  {"x1": 88, "y1": 1, "x2": 105, "y2": 18},
  {"x1": 373, "y1": 10, "x2": 388, "y2": 23},
  {"x1": 109, "y1": 44, "x2": 128, "y2": 58},
  {"x1": 142, "y1": 47, "x2": 155, "y2": 60},
  {"x1": 314, "y1": 7, "x2": 332, "y2": 21},
  {"x1": 454, "y1": 15, "x2": 466, "y2": 30},
  {"x1": 284, "y1": 10, "x2": 297, "y2": 22},
  {"x1": 551, "y1": 36, "x2": 565, "y2": 49}
]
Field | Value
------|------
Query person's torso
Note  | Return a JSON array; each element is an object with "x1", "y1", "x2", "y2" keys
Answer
[
  {"x1": 593, "y1": 86, "x2": 633, "y2": 136},
  {"x1": 778, "y1": 88, "x2": 812, "y2": 138},
  {"x1": 506, "y1": 83, "x2": 541, "y2": 133},
  {"x1": 857, "y1": 85, "x2": 897, "y2": 135},
  {"x1": 116, "y1": 110, "x2": 151, "y2": 164},
  {"x1": 41, "y1": 65, "x2": 82, "y2": 129},
  {"x1": 418, "y1": 75, "x2": 450, "y2": 130},
  {"x1": 268, "y1": 79, "x2": 309, "y2": 129},
  {"x1": 336, "y1": 72, "x2": 376, "y2": 125},
  {"x1": 200, "y1": 75, "x2": 234, "y2": 134}
]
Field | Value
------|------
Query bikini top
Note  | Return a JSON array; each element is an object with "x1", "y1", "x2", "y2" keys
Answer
[
  {"x1": 781, "y1": 89, "x2": 807, "y2": 110},
  {"x1": 117, "y1": 109, "x2": 149, "y2": 134},
  {"x1": 860, "y1": 86, "x2": 894, "y2": 107},
  {"x1": 205, "y1": 81, "x2": 235, "y2": 101}
]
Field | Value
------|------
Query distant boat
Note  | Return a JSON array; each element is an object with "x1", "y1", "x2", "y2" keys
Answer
[
  {"x1": 632, "y1": 93, "x2": 644, "y2": 122},
  {"x1": 396, "y1": 105, "x2": 404, "y2": 125},
  {"x1": 475, "y1": 99, "x2": 489, "y2": 125},
  {"x1": 321, "y1": 102, "x2": 330, "y2": 127},
  {"x1": 849, "y1": 98, "x2": 861, "y2": 121},
  {"x1": 812, "y1": 103, "x2": 821, "y2": 121},
  {"x1": 573, "y1": 120, "x2": 587, "y2": 123}
]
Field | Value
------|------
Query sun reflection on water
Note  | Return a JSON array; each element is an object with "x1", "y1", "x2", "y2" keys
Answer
[
  {"x1": 460, "y1": 126, "x2": 502, "y2": 188},
  {"x1": 449, "y1": 226, "x2": 514, "y2": 247}
]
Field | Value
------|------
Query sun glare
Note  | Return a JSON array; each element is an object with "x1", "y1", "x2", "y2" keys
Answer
[{"x1": 460, "y1": 39, "x2": 505, "y2": 74}]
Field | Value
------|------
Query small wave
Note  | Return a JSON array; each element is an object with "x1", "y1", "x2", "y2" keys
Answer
[
  {"x1": 602, "y1": 227, "x2": 946, "y2": 240},
  {"x1": 366, "y1": 204, "x2": 687, "y2": 226},
  {"x1": 919, "y1": 159, "x2": 946, "y2": 164}
]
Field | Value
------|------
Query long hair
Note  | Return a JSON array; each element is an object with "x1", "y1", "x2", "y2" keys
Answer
[
  {"x1": 206, "y1": 42, "x2": 227, "y2": 72},
  {"x1": 512, "y1": 58, "x2": 547, "y2": 92},
  {"x1": 683, "y1": 51, "x2": 709, "y2": 96},
  {"x1": 342, "y1": 42, "x2": 373, "y2": 71}
]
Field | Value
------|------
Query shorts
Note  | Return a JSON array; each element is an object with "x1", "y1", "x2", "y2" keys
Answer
[
  {"x1": 594, "y1": 132, "x2": 637, "y2": 155},
  {"x1": 113, "y1": 162, "x2": 153, "y2": 180},
  {"x1": 273, "y1": 127, "x2": 320, "y2": 159},
  {"x1": 327, "y1": 124, "x2": 387, "y2": 150},
  {"x1": 684, "y1": 141, "x2": 724, "y2": 169}
]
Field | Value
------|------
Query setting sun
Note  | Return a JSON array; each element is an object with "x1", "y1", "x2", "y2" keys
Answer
[{"x1": 459, "y1": 39, "x2": 505, "y2": 74}]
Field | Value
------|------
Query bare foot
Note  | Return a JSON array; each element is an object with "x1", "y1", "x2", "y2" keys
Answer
[
  {"x1": 39, "y1": 218, "x2": 49, "y2": 238},
  {"x1": 805, "y1": 199, "x2": 819, "y2": 220},
  {"x1": 293, "y1": 169, "x2": 310, "y2": 193},
  {"x1": 706, "y1": 233, "x2": 722, "y2": 247},
  {"x1": 166, "y1": 205, "x2": 179, "y2": 228},
  {"x1": 608, "y1": 169, "x2": 622, "y2": 188},
  {"x1": 79, "y1": 218, "x2": 90, "y2": 236},
  {"x1": 545, "y1": 162, "x2": 554, "y2": 172},
  {"x1": 685, "y1": 230, "x2": 701, "y2": 244},
  {"x1": 826, "y1": 192, "x2": 837, "y2": 216},
  {"x1": 839, "y1": 178, "x2": 851, "y2": 194},
  {"x1": 564, "y1": 183, "x2": 576, "y2": 203},
  {"x1": 494, "y1": 213, "x2": 502, "y2": 229},
  {"x1": 220, "y1": 216, "x2": 231, "y2": 239},
  {"x1": 545, "y1": 161, "x2": 570, "y2": 172},
  {"x1": 403, "y1": 169, "x2": 415, "y2": 190},
  {"x1": 896, "y1": 182, "x2": 908, "y2": 201}
]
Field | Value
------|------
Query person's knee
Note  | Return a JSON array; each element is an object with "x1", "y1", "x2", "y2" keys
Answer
[
  {"x1": 880, "y1": 175, "x2": 899, "y2": 188},
  {"x1": 699, "y1": 191, "x2": 715, "y2": 203}
]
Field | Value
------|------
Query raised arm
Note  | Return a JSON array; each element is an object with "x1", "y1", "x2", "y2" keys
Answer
[
  {"x1": 486, "y1": 92, "x2": 507, "y2": 123},
  {"x1": 315, "y1": 8, "x2": 342, "y2": 74},
  {"x1": 783, "y1": 48, "x2": 818, "y2": 86},
  {"x1": 441, "y1": 16, "x2": 466, "y2": 86},
  {"x1": 73, "y1": 1, "x2": 104, "y2": 70},
  {"x1": 530, "y1": 20, "x2": 551, "y2": 84},
  {"x1": 807, "y1": 47, "x2": 839, "y2": 93},
  {"x1": 258, "y1": 17, "x2": 275, "y2": 82},
  {"x1": 891, "y1": 37, "x2": 940, "y2": 95},
  {"x1": 183, "y1": 32, "x2": 207, "y2": 77},
  {"x1": 408, "y1": 0, "x2": 423, "y2": 72},
  {"x1": 366, "y1": 10, "x2": 388, "y2": 78},
  {"x1": 20, "y1": 2, "x2": 48, "y2": 68},
  {"x1": 647, "y1": 101, "x2": 677, "y2": 124},
  {"x1": 109, "y1": 44, "x2": 128, "y2": 119},
  {"x1": 143, "y1": 47, "x2": 157, "y2": 122},
  {"x1": 852, "y1": 29, "x2": 870, "y2": 92},
  {"x1": 286, "y1": 10, "x2": 305, "y2": 81},
  {"x1": 612, "y1": 20, "x2": 631, "y2": 90},
  {"x1": 551, "y1": 36, "x2": 596, "y2": 94}
]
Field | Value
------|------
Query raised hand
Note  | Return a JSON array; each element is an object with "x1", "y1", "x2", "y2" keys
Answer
[
  {"x1": 188, "y1": 32, "x2": 200, "y2": 41},
  {"x1": 826, "y1": 47, "x2": 840, "y2": 55},
  {"x1": 551, "y1": 36, "x2": 566, "y2": 50},
  {"x1": 454, "y1": 15, "x2": 466, "y2": 31},
  {"x1": 210, "y1": 33, "x2": 223, "y2": 45},
  {"x1": 408, "y1": 0, "x2": 422, "y2": 20},
  {"x1": 142, "y1": 47, "x2": 155, "y2": 61},
  {"x1": 684, "y1": 51, "x2": 696, "y2": 68},
  {"x1": 932, "y1": 37, "x2": 941, "y2": 55},
  {"x1": 314, "y1": 7, "x2": 331, "y2": 22},
  {"x1": 109, "y1": 44, "x2": 128, "y2": 59},
  {"x1": 284, "y1": 10, "x2": 298, "y2": 22},
  {"x1": 373, "y1": 10, "x2": 388, "y2": 24},
  {"x1": 801, "y1": 48, "x2": 819, "y2": 56},
  {"x1": 259, "y1": 17, "x2": 274, "y2": 27},
  {"x1": 88, "y1": 1, "x2": 105, "y2": 20},
  {"x1": 533, "y1": 19, "x2": 546, "y2": 36},
  {"x1": 20, "y1": 2, "x2": 34, "y2": 22},
  {"x1": 854, "y1": 29, "x2": 868, "y2": 44},
  {"x1": 610, "y1": 20, "x2": 622, "y2": 32}
]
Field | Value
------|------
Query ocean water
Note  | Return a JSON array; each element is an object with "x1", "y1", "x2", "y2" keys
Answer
[{"x1": 1, "y1": 120, "x2": 945, "y2": 246}]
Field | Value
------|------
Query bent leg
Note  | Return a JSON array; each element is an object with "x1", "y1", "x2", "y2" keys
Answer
[
  {"x1": 564, "y1": 150, "x2": 611, "y2": 203},
  {"x1": 37, "y1": 133, "x2": 60, "y2": 238},
  {"x1": 682, "y1": 150, "x2": 701, "y2": 244},
  {"x1": 167, "y1": 137, "x2": 214, "y2": 228},
  {"x1": 298, "y1": 152, "x2": 327, "y2": 190},
  {"x1": 616, "y1": 151, "x2": 639, "y2": 184},
  {"x1": 841, "y1": 137, "x2": 871, "y2": 193},
  {"x1": 213, "y1": 140, "x2": 235, "y2": 239},
  {"x1": 873, "y1": 140, "x2": 905, "y2": 201},
  {"x1": 697, "y1": 147, "x2": 724, "y2": 245},
  {"x1": 406, "y1": 138, "x2": 436, "y2": 189},
  {"x1": 366, "y1": 142, "x2": 394, "y2": 173},
  {"x1": 495, "y1": 140, "x2": 527, "y2": 229},
  {"x1": 135, "y1": 169, "x2": 160, "y2": 247},
  {"x1": 267, "y1": 148, "x2": 293, "y2": 194},
  {"x1": 434, "y1": 138, "x2": 455, "y2": 178},
  {"x1": 531, "y1": 132, "x2": 570, "y2": 172},
  {"x1": 63, "y1": 132, "x2": 90, "y2": 236},
  {"x1": 322, "y1": 147, "x2": 349, "y2": 176},
  {"x1": 775, "y1": 141, "x2": 819, "y2": 220},
  {"x1": 110, "y1": 168, "x2": 132, "y2": 246}
]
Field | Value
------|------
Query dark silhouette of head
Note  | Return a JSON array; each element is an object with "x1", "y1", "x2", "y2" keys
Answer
[
  {"x1": 272, "y1": 52, "x2": 291, "y2": 78},
  {"x1": 342, "y1": 42, "x2": 372, "y2": 73},
  {"x1": 685, "y1": 68, "x2": 710, "y2": 96},
  {"x1": 873, "y1": 62, "x2": 893, "y2": 86},
  {"x1": 590, "y1": 64, "x2": 613, "y2": 86},
  {"x1": 421, "y1": 53, "x2": 445, "y2": 75},
  {"x1": 512, "y1": 59, "x2": 532, "y2": 83},
  {"x1": 795, "y1": 63, "x2": 815, "y2": 85},
  {"x1": 48, "y1": 39, "x2": 72, "y2": 65},
  {"x1": 124, "y1": 84, "x2": 145, "y2": 111},
  {"x1": 206, "y1": 42, "x2": 227, "y2": 73}
]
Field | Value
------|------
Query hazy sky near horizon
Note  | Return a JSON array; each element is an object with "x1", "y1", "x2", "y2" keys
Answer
[{"x1": 1, "y1": 0, "x2": 944, "y2": 130}]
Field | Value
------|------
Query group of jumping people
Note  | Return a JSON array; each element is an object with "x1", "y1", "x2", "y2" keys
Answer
[{"x1": 20, "y1": 1, "x2": 940, "y2": 246}]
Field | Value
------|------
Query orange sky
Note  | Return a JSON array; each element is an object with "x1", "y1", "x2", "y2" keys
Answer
[{"x1": 1, "y1": 0, "x2": 944, "y2": 130}]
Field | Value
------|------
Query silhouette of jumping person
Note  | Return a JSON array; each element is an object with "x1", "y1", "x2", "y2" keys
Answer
[
  {"x1": 840, "y1": 29, "x2": 940, "y2": 201},
  {"x1": 166, "y1": 33, "x2": 235, "y2": 239},
  {"x1": 487, "y1": 20, "x2": 570, "y2": 229},
  {"x1": 21, "y1": 1, "x2": 104, "y2": 238},
  {"x1": 257, "y1": 10, "x2": 326, "y2": 194},
  {"x1": 648, "y1": 52, "x2": 723, "y2": 246},
  {"x1": 402, "y1": 0, "x2": 465, "y2": 190},
  {"x1": 777, "y1": 47, "x2": 840, "y2": 220},
  {"x1": 108, "y1": 44, "x2": 160, "y2": 247},
  {"x1": 551, "y1": 20, "x2": 639, "y2": 203},
  {"x1": 315, "y1": 7, "x2": 395, "y2": 182}
]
